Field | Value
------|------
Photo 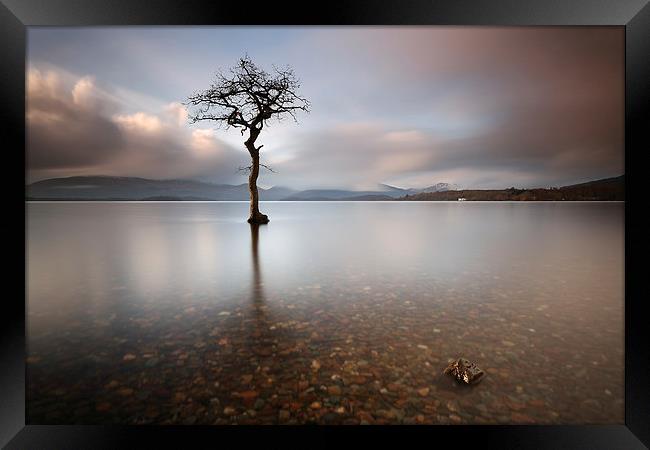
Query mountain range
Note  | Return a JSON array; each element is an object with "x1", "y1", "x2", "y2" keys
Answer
[
  {"x1": 25, "y1": 176, "x2": 459, "y2": 201},
  {"x1": 25, "y1": 175, "x2": 623, "y2": 201}
]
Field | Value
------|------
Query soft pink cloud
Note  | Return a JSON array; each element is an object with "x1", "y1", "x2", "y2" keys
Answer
[{"x1": 27, "y1": 68, "x2": 248, "y2": 183}]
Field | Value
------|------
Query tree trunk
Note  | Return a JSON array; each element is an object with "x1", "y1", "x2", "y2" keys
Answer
[{"x1": 245, "y1": 139, "x2": 269, "y2": 224}]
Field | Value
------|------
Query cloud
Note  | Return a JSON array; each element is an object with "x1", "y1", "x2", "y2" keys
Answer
[
  {"x1": 271, "y1": 95, "x2": 623, "y2": 190},
  {"x1": 27, "y1": 69, "x2": 125, "y2": 171},
  {"x1": 108, "y1": 106, "x2": 249, "y2": 181},
  {"x1": 27, "y1": 68, "x2": 249, "y2": 183},
  {"x1": 27, "y1": 28, "x2": 624, "y2": 189},
  {"x1": 165, "y1": 102, "x2": 189, "y2": 127},
  {"x1": 113, "y1": 112, "x2": 163, "y2": 133},
  {"x1": 264, "y1": 27, "x2": 624, "y2": 189},
  {"x1": 269, "y1": 122, "x2": 440, "y2": 190}
]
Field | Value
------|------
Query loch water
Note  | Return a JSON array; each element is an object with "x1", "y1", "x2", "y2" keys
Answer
[{"x1": 26, "y1": 201, "x2": 624, "y2": 424}]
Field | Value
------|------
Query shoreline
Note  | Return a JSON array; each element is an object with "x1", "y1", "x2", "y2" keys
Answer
[{"x1": 25, "y1": 199, "x2": 626, "y2": 203}]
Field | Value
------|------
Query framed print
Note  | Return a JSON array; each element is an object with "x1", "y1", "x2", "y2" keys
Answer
[{"x1": 1, "y1": 0, "x2": 649, "y2": 447}]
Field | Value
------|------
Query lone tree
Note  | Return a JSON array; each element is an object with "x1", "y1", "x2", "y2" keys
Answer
[{"x1": 186, "y1": 56, "x2": 310, "y2": 224}]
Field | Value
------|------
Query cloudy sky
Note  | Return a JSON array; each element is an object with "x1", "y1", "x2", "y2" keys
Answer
[{"x1": 27, "y1": 27, "x2": 623, "y2": 190}]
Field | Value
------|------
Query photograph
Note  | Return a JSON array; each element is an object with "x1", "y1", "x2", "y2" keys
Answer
[{"x1": 25, "y1": 25, "x2": 626, "y2": 426}]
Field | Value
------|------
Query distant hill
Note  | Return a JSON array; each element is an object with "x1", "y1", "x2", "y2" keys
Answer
[
  {"x1": 285, "y1": 192, "x2": 395, "y2": 201},
  {"x1": 419, "y1": 182, "x2": 461, "y2": 193},
  {"x1": 26, "y1": 175, "x2": 623, "y2": 202},
  {"x1": 284, "y1": 189, "x2": 398, "y2": 201},
  {"x1": 282, "y1": 182, "x2": 461, "y2": 200},
  {"x1": 262, "y1": 186, "x2": 299, "y2": 200},
  {"x1": 26, "y1": 176, "x2": 249, "y2": 201},
  {"x1": 376, "y1": 182, "x2": 459, "y2": 196},
  {"x1": 399, "y1": 176, "x2": 624, "y2": 201},
  {"x1": 26, "y1": 176, "x2": 451, "y2": 201}
]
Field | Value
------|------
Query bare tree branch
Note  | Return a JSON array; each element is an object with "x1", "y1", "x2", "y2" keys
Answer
[
  {"x1": 185, "y1": 55, "x2": 309, "y2": 135},
  {"x1": 238, "y1": 162, "x2": 276, "y2": 174}
]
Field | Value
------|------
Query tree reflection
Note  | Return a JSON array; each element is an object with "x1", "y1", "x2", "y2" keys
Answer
[
  {"x1": 250, "y1": 223, "x2": 265, "y2": 304},
  {"x1": 248, "y1": 223, "x2": 273, "y2": 354}
]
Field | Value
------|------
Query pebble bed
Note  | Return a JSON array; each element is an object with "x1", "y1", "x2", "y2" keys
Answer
[{"x1": 27, "y1": 273, "x2": 623, "y2": 425}]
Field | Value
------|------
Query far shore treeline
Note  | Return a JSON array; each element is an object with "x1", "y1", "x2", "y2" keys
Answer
[{"x1": 400, "y1": 175, "x2": 624, "y2": 202}]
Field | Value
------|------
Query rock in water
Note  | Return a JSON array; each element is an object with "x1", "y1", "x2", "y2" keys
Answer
[{"x1": 443, "y1": 358, "x2": 486, "y2": 384}]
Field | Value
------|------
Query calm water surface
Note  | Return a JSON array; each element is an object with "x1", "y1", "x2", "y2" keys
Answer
[{"x1": 27, "y1": 201, "x2": 624, "y2": 424}]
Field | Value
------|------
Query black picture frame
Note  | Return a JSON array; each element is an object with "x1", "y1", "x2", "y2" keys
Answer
[{"x1": 2, "y1": 0, "x2": 648, "y2": 448}]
